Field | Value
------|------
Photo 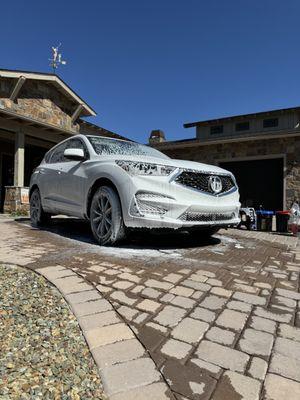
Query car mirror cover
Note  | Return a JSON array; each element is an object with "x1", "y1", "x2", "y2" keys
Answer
[{"x1": 64, "y1": 148, "x2": 85, "y2": 160}]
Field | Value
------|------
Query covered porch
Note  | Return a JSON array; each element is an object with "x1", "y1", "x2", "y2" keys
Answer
[{"x1": 0, "y1": 108, "x2": 74, "y2": 213}]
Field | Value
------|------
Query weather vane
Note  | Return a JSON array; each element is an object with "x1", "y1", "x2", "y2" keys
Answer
[{"x1": 49, "y1": 43, "x2": 67, "y2": 74}]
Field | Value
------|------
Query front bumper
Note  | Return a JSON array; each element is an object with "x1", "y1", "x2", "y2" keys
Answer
[{"x1": 120, "y1": 173, "x2": 241, "y2": 230}]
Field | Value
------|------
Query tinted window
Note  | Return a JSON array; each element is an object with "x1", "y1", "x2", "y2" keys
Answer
[
  {"x1": 44, "y1": 151, "x2": 51, "y2": 163},
  {"x1": 50, "y1": 142, "x2": 68, "y2": 163},
  {"x1": 66, "y1": 138, "x2": 89, "y2": 158},
  {"x1": 210, "y1": 125, "x2": 223, "y2": 134},
  {"x1": 49, "y1": 138, "x2": 88, "y2": 163},
  {"x1": 235, "y1": 121, "x2": 249, "y2": 131},
  {"x1": 263, "y1": 118, "x2": 278, "y2": 128}
]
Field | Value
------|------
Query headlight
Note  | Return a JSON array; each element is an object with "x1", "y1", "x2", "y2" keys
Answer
[
  {"x1": 115, "y1": 160, "x2": 176, "y2": 176},
  {"x1": 231, "y1": 174, "x2": 238, "y2": 187}
]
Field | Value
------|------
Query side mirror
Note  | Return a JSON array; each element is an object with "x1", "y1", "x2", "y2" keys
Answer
[{"x1": 64, "y1": 148, "x2": 85, "y2": 161}]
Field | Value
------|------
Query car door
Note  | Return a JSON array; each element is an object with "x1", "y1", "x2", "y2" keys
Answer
[
  {"x1": 55, "y1": 138, "x2": 89, "y2": 216},
  {"x1": 38, "y1": 141, "x2": 68, "y2": 212}
]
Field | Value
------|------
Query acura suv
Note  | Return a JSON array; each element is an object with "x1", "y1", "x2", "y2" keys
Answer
[{"x1": 29, "y1": 135, "x2": 240, "y2": 245}]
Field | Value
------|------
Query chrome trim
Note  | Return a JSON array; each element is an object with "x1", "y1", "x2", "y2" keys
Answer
[{"x1": 135, "y1": 190, "x2": 175, "y2": 200}]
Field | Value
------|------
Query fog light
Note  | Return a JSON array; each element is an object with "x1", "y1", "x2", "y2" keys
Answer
[
  {"x1": 130, "y1": 192, "x2": 171, "y2": 217},
  {"x1": 136, "y1": 199, "x2": 168, "y2": 216}
]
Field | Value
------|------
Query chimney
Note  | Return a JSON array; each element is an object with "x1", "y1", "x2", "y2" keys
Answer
[{"x1": 149, "y1": 129, "x2": 166, "y2": 145}]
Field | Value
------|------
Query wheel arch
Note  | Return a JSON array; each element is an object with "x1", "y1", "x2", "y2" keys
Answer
[
  {"x1": 29, "y1": 184, "x2": 39, "y2": 199},
  {"x1": 86, "y1": 177, "x2": 122, "y2": 219}
]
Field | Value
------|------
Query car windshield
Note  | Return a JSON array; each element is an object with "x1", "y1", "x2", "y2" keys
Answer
[{"x1": 87, "y1": 136, "x2": 169, "y2": 159}]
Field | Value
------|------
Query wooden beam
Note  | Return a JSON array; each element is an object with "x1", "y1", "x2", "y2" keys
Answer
[
  {"x1": 0, "y1": 117, "x2": 64, "y2": 144},
  {"x1": 25, "y1": 134, "x2": 54, "y2": 149},
  {"x1": 71, "y1": 104, "x2": 83, "y2": 124},
  {"x1": 14, "y1": 129, "x2": 25, "y2": 186},
  {"x1": 10, "y1": 76, "x2": 26, "y2": 102},
  {"x1": 0, "y1": 129, "x2": 56, "y2": 149}
]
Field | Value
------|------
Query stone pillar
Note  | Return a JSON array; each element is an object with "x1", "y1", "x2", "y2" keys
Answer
[
  {"x1": 3, "y1": 129, "x2": 29, "y2": 214},
  {"x1": 14, "y1": 130, "x2": 25, "y2": 187}
]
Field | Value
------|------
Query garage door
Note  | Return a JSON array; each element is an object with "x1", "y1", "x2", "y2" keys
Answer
[{"x1": 219, "y1": 158, "x2": 284, "y2": 211}]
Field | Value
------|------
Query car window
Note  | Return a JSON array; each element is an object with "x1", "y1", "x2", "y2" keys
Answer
[
  {"x1": 50, "y1": 142, "x2": 68, "y2": 163},
  {"x1": 66, "y1": 138, "x2": 89, "y2": 159},
  {"x1": 87, "y1": 136, "x2": 169, "y2": 159},
  {"x1": 49, "y1": 138, "x2": 89, "y2": 163},
  {"x1": 44, "y1": 151, "x2": 51, "y2": 163}
]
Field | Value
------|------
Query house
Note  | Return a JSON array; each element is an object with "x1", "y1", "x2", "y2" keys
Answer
[
  {"x1": 0, "y1": 69, "x2": 126, "y2": 213},
  {"x1": 149, "y1": 107, "x2": 300, "y2": 211}
]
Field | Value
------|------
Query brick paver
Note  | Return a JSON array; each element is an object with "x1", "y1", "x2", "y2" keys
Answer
[
  {"x1": 101, "y1": 358, "x2": 162, "y2": 396},
  {"x1": 0, "y1": 217, "x2": 300, "y2": 399},
  {"x1": 196, "y1": 340, "x2": 250, "y2": 372}
]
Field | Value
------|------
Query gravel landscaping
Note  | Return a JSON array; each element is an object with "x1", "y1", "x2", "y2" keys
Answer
[{"x1": 0, "y1": 264, "x2": 106, "y2": 400}]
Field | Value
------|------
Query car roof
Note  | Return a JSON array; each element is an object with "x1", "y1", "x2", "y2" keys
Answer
[{"x1": 44, "y1": 134, "x2": 134, "y2": 158}]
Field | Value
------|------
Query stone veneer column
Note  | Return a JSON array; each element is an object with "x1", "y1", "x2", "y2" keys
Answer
[{"x1": 14, "y1": 129, "x2": 25, "y2": 187}]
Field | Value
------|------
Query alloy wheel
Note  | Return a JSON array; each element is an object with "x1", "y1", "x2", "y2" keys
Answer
[
  {"x1": 91, "y1": 192, "x2": 112, "y2": 241},
  {"x1": 30, "y1": 192, "x2": 41, "y2": 224}
]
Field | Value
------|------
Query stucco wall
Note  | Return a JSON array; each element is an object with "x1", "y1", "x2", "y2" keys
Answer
[
  {"x1": 159, "y1": 136, "x2": 300, "y2": 208},
  {"x1": 196, "y1": 112, "x2": 300, "y2": 141}
]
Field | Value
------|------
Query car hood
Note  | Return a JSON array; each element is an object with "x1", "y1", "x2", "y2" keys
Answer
[{"x1": 96, "y1": 155, "x2": 233, "y2": 175}]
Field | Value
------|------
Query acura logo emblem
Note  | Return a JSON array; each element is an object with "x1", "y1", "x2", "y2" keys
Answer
[{"x1": 209, "y1": 175, "x2": 222, "y2": 194}]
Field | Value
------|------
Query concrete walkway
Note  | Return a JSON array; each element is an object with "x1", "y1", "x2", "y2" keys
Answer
[{"x1": 1, "y1": 216, "x2": 300, "y2": 400}]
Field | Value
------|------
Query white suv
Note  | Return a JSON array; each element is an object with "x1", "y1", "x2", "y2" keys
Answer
[{"x1": 30, "y1": 135, "x2": 240, "y2": 245}]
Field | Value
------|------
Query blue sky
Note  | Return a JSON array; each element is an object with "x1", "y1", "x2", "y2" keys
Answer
[{"x1": 2, "y1": 1, "x2": 300, "y2": 143}]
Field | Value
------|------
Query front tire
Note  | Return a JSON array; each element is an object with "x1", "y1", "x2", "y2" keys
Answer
[
  {"x1": 90, "y1": 186, "x2": 126, "y2": 246},
  {"x1": 30, "y1": 188, "x2": 51, "y2": 227}
]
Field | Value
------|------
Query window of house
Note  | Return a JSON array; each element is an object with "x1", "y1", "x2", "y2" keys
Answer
[
  {"x1": 210, "y1": 125, "x2": 223, "y2": 134},
  {"x1": 263, "y1": 118, "x2": 278, "y2": 128},
  {"x1": 235, "y1": 121, "x2": 249, "y2": 131}
]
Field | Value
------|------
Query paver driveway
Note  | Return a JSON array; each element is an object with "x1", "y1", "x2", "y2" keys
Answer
[{"x1": 1, "y1": 216, "x2": 300, "y2": 400}]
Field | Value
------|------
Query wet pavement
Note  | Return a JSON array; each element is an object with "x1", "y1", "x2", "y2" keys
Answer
[{"x1": 1, "y1": 215, "x2": 300, "y2": 400}]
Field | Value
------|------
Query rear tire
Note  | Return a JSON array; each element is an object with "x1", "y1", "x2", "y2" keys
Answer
[
  {"x1": 90, "y1": 186, "x2": 126, "y2": 246},
  {"x1": 30, "y1": 188, "x2": 51, "y2": 227}
]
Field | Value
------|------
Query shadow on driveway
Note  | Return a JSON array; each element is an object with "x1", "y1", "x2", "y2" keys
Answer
[{"x1": 17, "y1": 217, "x2": 221, "y2": 250}]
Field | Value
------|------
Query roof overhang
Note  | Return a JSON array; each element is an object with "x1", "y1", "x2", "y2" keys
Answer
[
  {"x1": 0, "y1": 69, "x2": 96, "y2": 118},
  {"x1": 184, "y1": 106, "x2": 300, "y2": 128},
  {"x1": 153, "y1": 130, "x2": 300, "y2": 150},
  {"x1": 78, "y1": 119, "x2": 130, "y2": 141}
]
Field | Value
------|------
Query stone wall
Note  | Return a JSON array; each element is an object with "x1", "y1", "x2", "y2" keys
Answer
[
  {"x1": 159, "y1": 136, "x2": 300, "y2": 208},
  {"x1": 3, "y1": 186, "x2": 29, "y2": 215},
  {"x1": 0, "y1": 78, "x2": 79, "y2": 132}
]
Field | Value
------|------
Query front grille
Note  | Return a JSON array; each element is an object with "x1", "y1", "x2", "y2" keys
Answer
[
  {"x1": 175, "y1": 170, "x2": 235, "y2": 195},
  {"x1": 179, "y1": 212, "x2": 235, "y2": 222}
]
